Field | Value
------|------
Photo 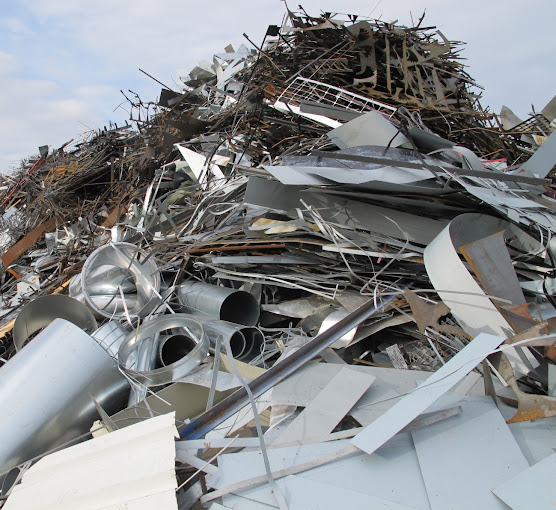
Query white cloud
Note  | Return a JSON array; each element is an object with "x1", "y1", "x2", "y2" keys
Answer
[
  {"x1": 0, "y1": 51, "x2": 20, "y2": 75},
  {"x1": 75, "y1": 85, "x2": 117, "y2": 98}
]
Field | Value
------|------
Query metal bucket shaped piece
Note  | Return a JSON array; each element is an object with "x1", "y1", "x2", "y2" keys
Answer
[
  {"x1": 0, "y1": 319, "x2": 129, "y2": 482},
  {"x1": 177, "y1": 281, "x2": 259, "y2": 326},
  {"x1": 81, "y1": 242, "x2": 161, "y2": 319},
  {"x1": 118, "y1": 314, "x2": 209, "y2": 387},
  {"x1": 13, "y1": 294, "x2": 97, "y2": 351}
]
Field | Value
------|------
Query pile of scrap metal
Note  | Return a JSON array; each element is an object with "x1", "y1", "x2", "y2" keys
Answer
[{"x1": 1, "y1": 7, "x2": 555, "y2": 510}]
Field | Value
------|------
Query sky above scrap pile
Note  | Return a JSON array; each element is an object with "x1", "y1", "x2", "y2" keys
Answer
[{"x1": 0, "y1": 0, "x2": 554, "y2": 174}]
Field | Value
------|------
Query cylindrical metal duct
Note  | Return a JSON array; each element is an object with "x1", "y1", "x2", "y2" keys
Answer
[
  {"x1": 177, "y1": 281, "x2": 259, "y2": 326},
  {"x1": 0, "y1": 319, "x2": 129, "y2": 482},
  {"x1": 118, "y1": 314, "x2": 209, "y2": 387},
  {"x1": 12, "y1": 294, "x2": 97, "y2": 351},
  {"x1": 81, "y1": 242, "x2": 161, "y2": 319},
  {"x1": 197, "y1": 318, "x2": 264, "y2": 362},
  {"x1": 92, "y1": 321, "x2": 130, "y2": 358}
]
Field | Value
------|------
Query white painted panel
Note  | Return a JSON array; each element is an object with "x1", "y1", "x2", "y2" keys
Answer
[
  {"x1": 350, "y1": 333, "x2": 505, "y2": 455},
  {"x1": 412, "y1": 397, "x2": 528, "y2": 510},
  {"x1": 492, "y1": 453, "x2": 556, "y2": 510}
]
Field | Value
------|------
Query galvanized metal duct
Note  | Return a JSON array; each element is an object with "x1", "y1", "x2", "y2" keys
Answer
[
  {"x1": 12, "y1": 294, "x2": 97, "y2": 351},
  {"x1": 118, "y1": 314, "x2": 209, "y2": 387},
  {"x1": 0, "y1": 319, "x2": 129, "y2": 482},
  {"x1": 177, "y1": 281, "x2": 260, "y2": 326},
  {"x1": 81, "y1": 242, "x2": 161, "y2": 319}
]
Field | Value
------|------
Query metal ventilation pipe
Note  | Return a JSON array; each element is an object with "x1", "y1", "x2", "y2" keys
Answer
[
  {"x1": 177, "y1": 281, "x2": 259, "y2": 326},
  {"x1": 92, "y1": 321, "x2": 130, "y2": 358},
  {"x1": 157, "y1": 334, "x2": 200, "y2": 366}
]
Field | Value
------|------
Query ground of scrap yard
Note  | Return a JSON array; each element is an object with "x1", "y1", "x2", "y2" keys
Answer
[{"x1": 0, "y1": 7, "x2": 555, "y2": 510}]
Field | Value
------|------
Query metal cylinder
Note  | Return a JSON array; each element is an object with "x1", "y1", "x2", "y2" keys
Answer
[
  {"x1": 118, "y1": 314, "x2": 209, "y2": 387},
  {"x1": 0, "y1": 319, "x2": 129, "y2": 481},
  {"x1": 198, "y1": 318, "x2": 264, "y2": 362},
  {"x1": 13, "y1": 294, "x2": 97, "y2": 351},
  {"x1": 177, "y1": 281, "x2": 259, "y2": 326},
  {"x1": 81, "y1": 242, "x2": 161, "y2": 319}
]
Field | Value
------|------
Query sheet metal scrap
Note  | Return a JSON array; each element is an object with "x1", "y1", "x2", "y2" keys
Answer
[{"x1": 0, "y1": 5, "x2": 556, "y2": 509}]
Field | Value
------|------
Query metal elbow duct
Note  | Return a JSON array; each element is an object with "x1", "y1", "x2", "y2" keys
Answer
[
  {"x1": 177, "y1": 281, "x2": 260, "y2": 326},
  {"x1": 0, "y1": 319, "x2": 129, "y2": 482}
]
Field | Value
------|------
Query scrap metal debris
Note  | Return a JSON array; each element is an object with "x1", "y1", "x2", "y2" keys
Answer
[{"x1": 0, "y1": 7, "x2": 555, "y2": 510}]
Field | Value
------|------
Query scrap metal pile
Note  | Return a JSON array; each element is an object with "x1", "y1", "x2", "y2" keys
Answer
[{"x1": 0, "y1": 8, "x2": 555, "y2": 510}]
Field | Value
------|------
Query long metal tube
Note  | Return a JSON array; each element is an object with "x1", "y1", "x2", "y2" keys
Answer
[
  {"x1": 178, "y1": 293, "x2": 398, "y2": 440},
  {"x1": 177, "y1": 281, "x2": 260, "y2": 326},
  {"x1": 0, "y1": 319, "x2": 129, "y2": 481}
]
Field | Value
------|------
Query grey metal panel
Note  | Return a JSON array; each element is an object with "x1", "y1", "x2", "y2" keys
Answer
[
  {"x1": 303, "y1": 192, "x2": 449, "y2": 245},
  {"x1": 327, "y1": 111, "x2": 409, "y2": 149},
  {"x1": 211, "y1": 436, "x2": 430, "y2": 510},
  {"x1": 272, "y1": 368, "x2": 375, "y2": 444},
  {"x1": 508, "y1": 417, "x2": 556, "y2": 466}
]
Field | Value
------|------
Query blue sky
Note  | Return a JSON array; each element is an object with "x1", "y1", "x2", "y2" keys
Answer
[{"x1": 1, "y1": 0, "x2": 554, "y2": 174}]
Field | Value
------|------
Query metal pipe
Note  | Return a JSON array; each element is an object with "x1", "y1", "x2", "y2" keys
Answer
[
  {"x1": 177, "y1": 281, "x2": 259, "y2": 326},
  {"x1": 240, "y1": 327, "x2": 265, "y2": 361},
  {"x1": 178, "y1": 292, "x2": 398, "y2": 440},
  {"x1": 127, "y1": 331, "x2": 159, "y2": 406},
  {"x1": 0, "y1": 319, "x2": 129, "y2": 481}
]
